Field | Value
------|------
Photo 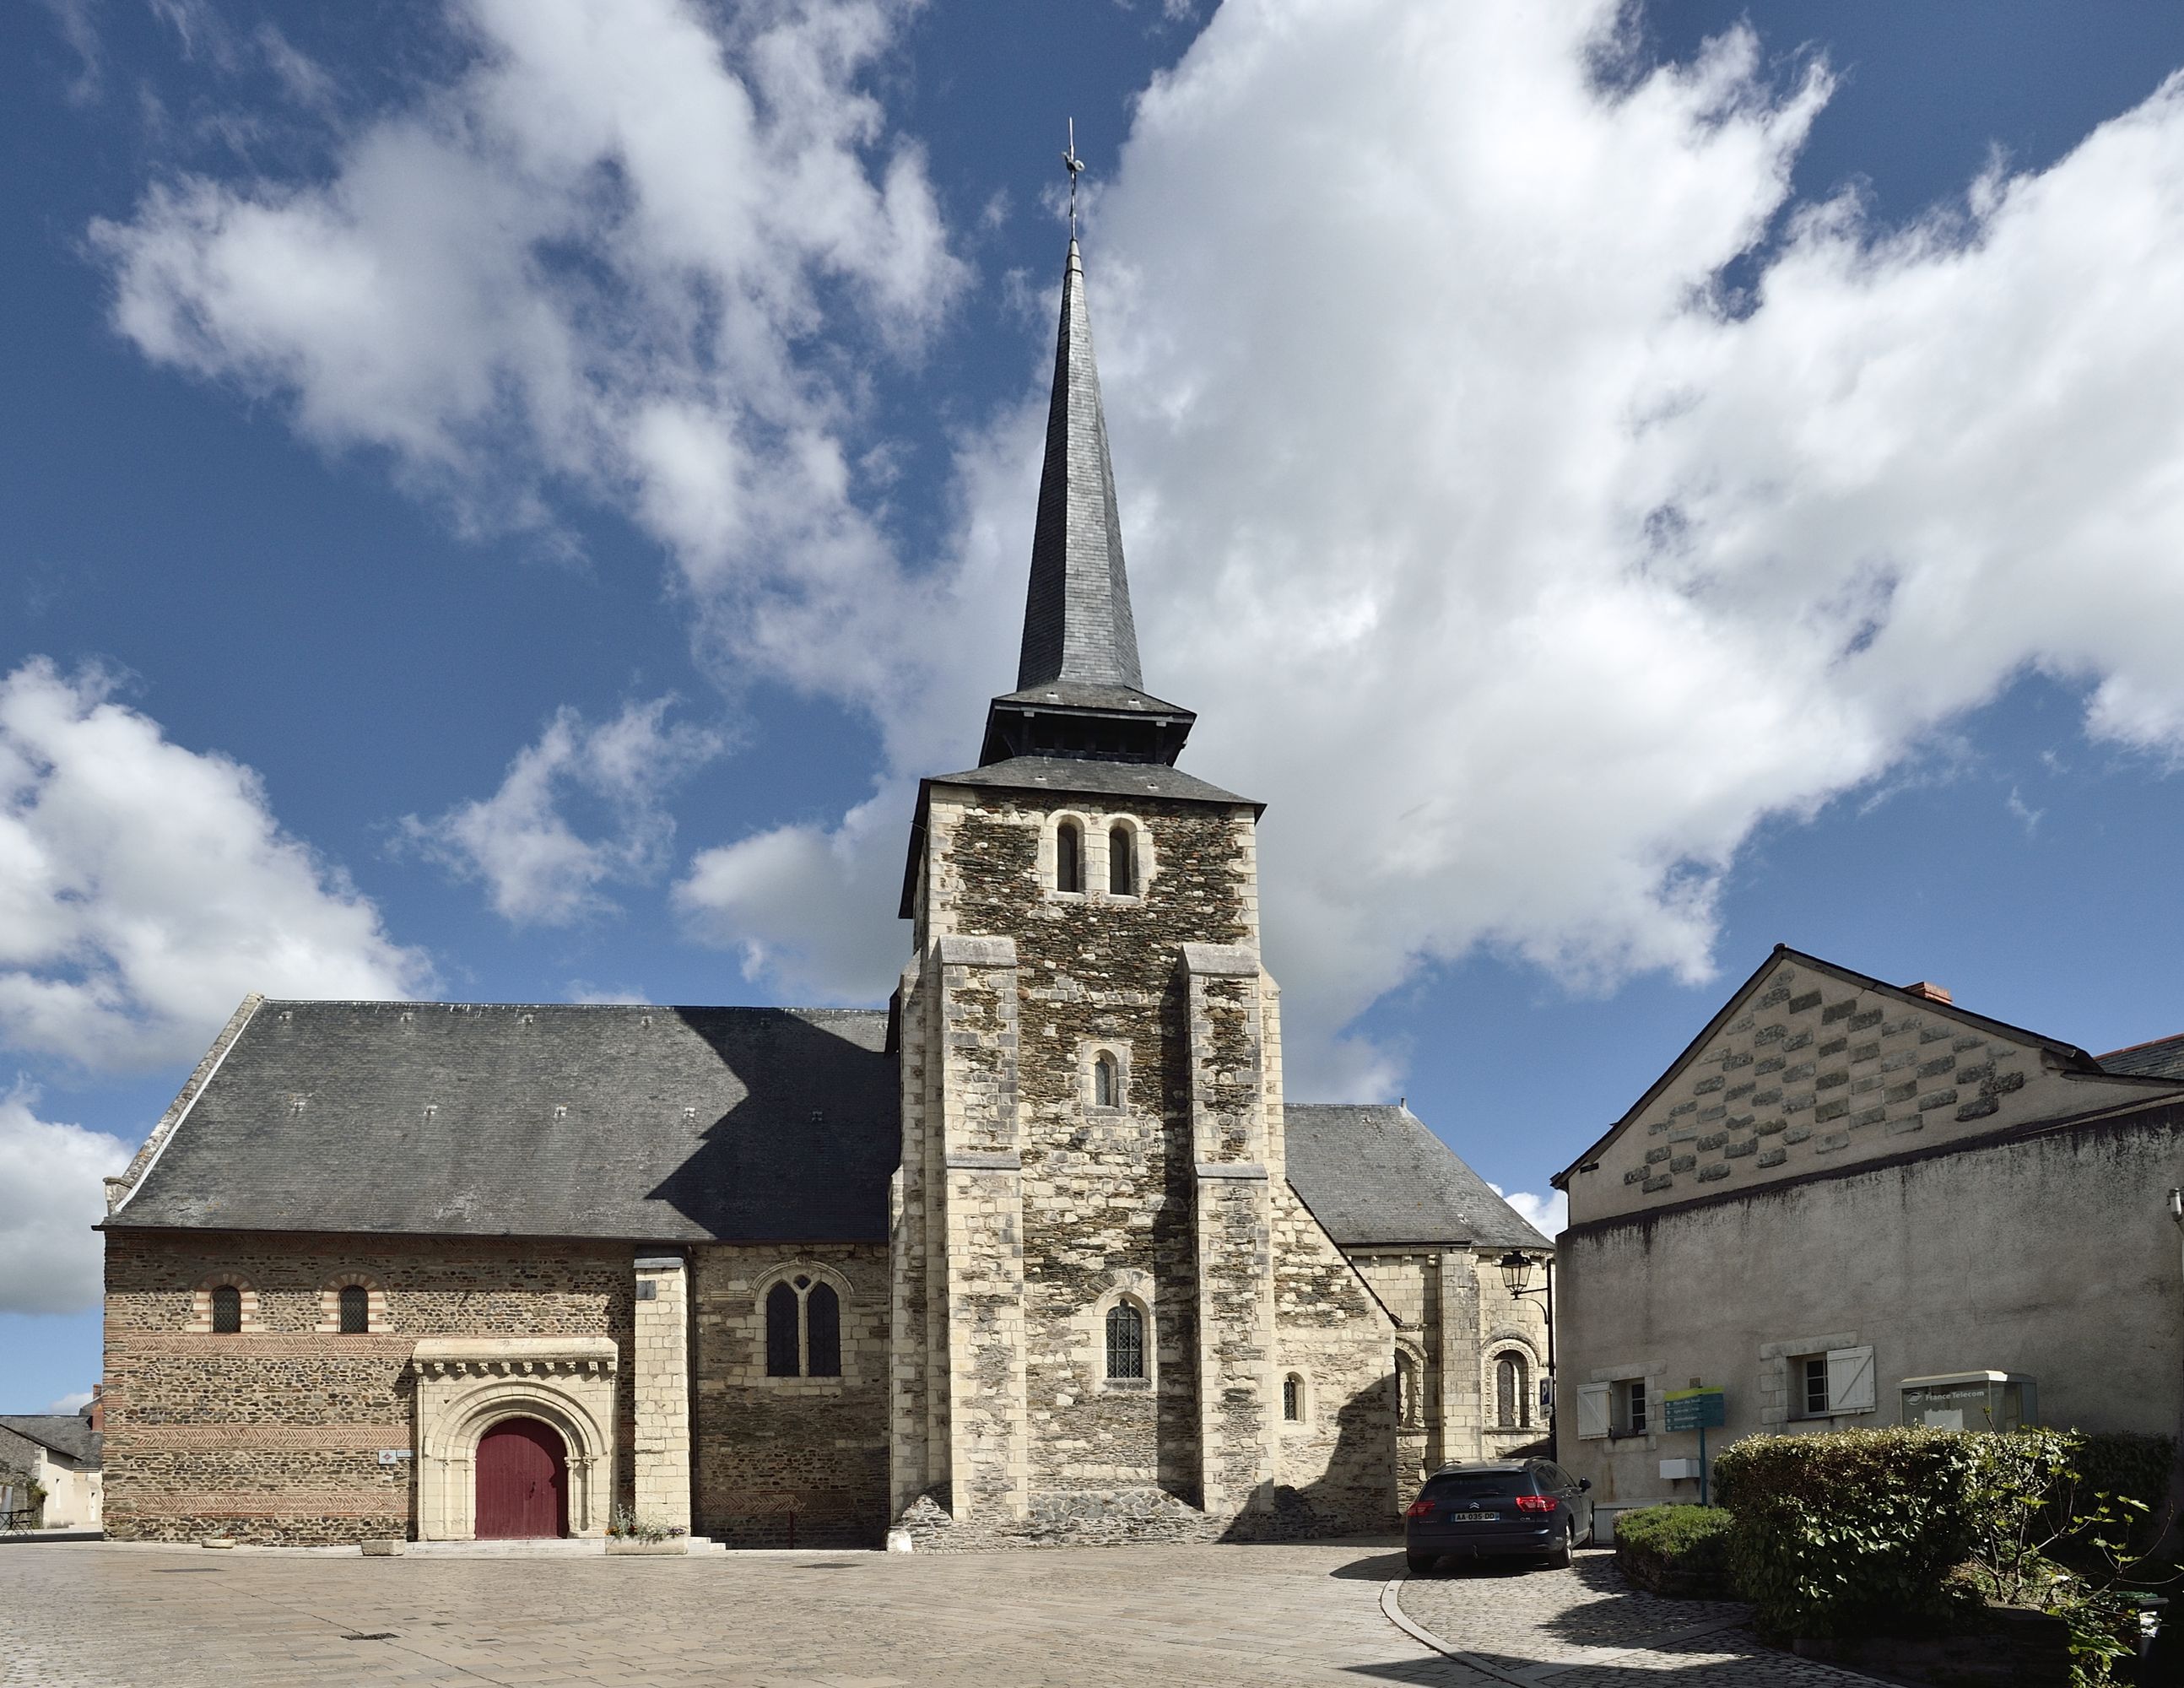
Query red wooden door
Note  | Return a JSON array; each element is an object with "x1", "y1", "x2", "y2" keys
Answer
[{"x1": 474, "y1": 1417, "x2": 567, "y2": 1539}]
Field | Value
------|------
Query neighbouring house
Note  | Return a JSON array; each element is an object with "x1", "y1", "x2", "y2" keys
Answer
[
  {"x1": 95, "y1": 236, "x2": 1549, "y2": 1550},
  {"x1": 0, "y1": 1401, "x2": 103, "y2": 1529},
  {"x1": 1551, "y1": 944, "x2": 2184, "y2": 1531}
]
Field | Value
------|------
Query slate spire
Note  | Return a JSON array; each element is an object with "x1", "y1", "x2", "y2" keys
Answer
[{"x1": 1015, "y1": 239, "x2": 1143, "y2": 692}]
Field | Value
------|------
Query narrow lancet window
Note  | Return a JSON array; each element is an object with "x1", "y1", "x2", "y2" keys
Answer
[
  {"x1": 1093, "y1": 1052, "x2": 1118, "y2": 1108},
  {"x1": 211, "y1": 1285, "x2": 242, "y2": 1334},
  {"x1": 765, "y1": 1280, "x2": 800, "y2": 1377},
  {"x1": 1106, "y1": 1301, "x2": 1145, "y2": 1380},
  {"x1": 806, "y1": 1282, "x2": 841, "y2": 1377},
  {"x1": 1057, "y1": 820, "x2": 1084, "y2": 893},
  {"x1": 1284, "y1": 1373, "x2": 1303, "y2": 1422},
  {"x1": 338, "y1": 1284, "x2": 370, "y2": 1334},
  {"x1": 1108, "y1": 825, "x2": 1133, "y2": 894}
]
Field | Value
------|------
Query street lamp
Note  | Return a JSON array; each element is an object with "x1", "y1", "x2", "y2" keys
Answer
[{"x1": 1498, "y1": 1251, "x2": 1557, "y2": 1459}]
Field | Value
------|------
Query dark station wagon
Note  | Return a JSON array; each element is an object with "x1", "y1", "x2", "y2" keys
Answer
[{"x1": 1403, "y1": 1458, "x2": 1594, "y2": 1573}]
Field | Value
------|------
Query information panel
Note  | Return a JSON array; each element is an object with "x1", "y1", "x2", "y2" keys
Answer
[{"x1": 1662, "y1": 1386, "x2": 1725, "y2": 1431}]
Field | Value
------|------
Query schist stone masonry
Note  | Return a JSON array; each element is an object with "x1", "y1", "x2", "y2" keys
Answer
[{"x1": 97, "y1": 240, "x2": 1551, "y2": 1549}]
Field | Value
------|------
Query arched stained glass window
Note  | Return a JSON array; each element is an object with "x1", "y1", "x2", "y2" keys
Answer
[
  {"x1": 806, "y1": 1282, "x2": 841, "y2": 1377},
  {"x1": 765, "y1": 1280, "x2": 800, "y2": 1377},
  {"x1": 338, "y1": 1284, "x2": 370, "y2": 1334},
  {"x1": 1056, "y1": 821, "x2": 1084, "y2": 893},
  {"x1": 1106, "y1": 1301, "x2": 1145, "y2": 1381},
  {"x1": 1283, "y1": 1373, "x2": 1303, "y2": 1422},
  {"x1": 1108, "y1": 825, "x2": 1133, "y2": 894},
  {"x1": 211, "y1": 1285, "x2": 242, "y2": 1334},
  {"x1": 1093, "y1": 1052, "x2": 1118, "y2": 1108},
  {"x1": 1491, "y1": 1352, "x2": 1529, "y2": 1427}
]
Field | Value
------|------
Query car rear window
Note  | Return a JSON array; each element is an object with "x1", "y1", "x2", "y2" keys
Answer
[{"x1": 1423, "y1": 1470, "x2": 1529, "y2": 1498}]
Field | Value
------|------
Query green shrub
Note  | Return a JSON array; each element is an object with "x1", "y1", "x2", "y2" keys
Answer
[
  {"x1": 1613, "y1": 1504, "x2": 1733, "y2": 1575},
  {"x1": 1711, "y1": 1426, "x2": 1981, "y2": 1637},
  {"x1": 2072, "y1": 1433, "x2": 2173, "y2": 1562}
]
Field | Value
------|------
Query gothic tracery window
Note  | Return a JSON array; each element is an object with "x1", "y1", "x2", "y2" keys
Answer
[
  {"x1": 765, "y1": 1274, "x2": 843, "y2": 1378},
  {"x1": 1105, "y1": 1301, "x2": 1145, "y2": 1381}
]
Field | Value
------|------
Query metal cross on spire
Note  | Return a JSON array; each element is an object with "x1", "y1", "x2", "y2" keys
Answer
[{"x1": 1062, "y1": 117, "x2": 1086, "y2": 237}]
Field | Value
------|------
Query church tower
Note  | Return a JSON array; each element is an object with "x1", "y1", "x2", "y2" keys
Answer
[{"x1": 888, "y1": 237, "x2": 1298, "y2": 1539}]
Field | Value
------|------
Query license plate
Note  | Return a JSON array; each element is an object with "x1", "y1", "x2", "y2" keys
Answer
[{"x1": 1447, "y1": 1511, "x2": 1496, "y2": 1522}]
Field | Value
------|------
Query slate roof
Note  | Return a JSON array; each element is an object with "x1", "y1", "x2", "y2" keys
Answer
[
  {"x1": 109, "y1": 1002, "x2": 898, "y2": 1243},
  {"x1": 1284, "y1": 1104, "x2": 1553, "y2": 1249},
  {"x1": 1018, "y1": 239, "x2": 1142, "y2": 693},
  {"x1": 2099, "y1": 1032, "x2": 2184, "y2": 1079},
  {"x1": 933, "y1": 755, "x2": 1254, "y2": 808},
  {"x1": 0, "y1": 1416, "x2": 100, "y2": 1467}
]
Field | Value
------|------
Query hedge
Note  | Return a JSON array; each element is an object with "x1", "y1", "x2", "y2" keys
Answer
[
  {"x1": 1712, "y1": 1426, "x2": 1980, "y2": 1637},
  {"x1": 1613, "y1": 1504, "x2": 1733, "y2": 1595}
]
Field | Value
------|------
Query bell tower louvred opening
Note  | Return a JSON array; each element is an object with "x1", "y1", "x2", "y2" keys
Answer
[{"x1": 978, "y1": 240, "x2": 1197, "y2": 769}]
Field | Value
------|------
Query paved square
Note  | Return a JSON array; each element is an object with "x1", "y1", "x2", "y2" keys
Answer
[{"x1": 2, "y1": 1541, "x2": 1869, "y2": 1687}]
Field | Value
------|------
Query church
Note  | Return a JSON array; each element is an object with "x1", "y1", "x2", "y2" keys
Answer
[{"x1": 96, "y1": 238, "x2": 1551, "y2": 1550}]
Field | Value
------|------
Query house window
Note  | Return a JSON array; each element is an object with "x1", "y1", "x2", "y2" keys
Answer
[
  {"x1": 1495, "y1": 1352, "x2": 1530, "y2": 1428},
  {"x1": 1056, "y1": 820, "x2": 1084, "y2": 893},
  {"x1": 1283, "y1": 1372, "x2": 1304, "y2": 1423},
  {"x1": 1106, "y1": 1301, "x2": 1145, "y2": 1380},
  {"x1": 1789, "y1": 1345, "x2": 1876, "y2": 1418},
  {"x1": 765, "y1": 1274, "x2": 845, "y2": 1378},
  {"x1": 1616, "y1": 1377, "x2": 1648, "y2": 1435},
  {"x1": 211, "y1": 1285, "x2": 242, "y2": 1334},
  {"x1": 338, "y1": 1285, "x2": 370, "y2": 1334},
  {"x1": 1092, "y1": 1051, "x2": 1119, "y2": 1108},
  {"x1": 1108, "y1": 825, "x2": 1134, "y2": 894}
]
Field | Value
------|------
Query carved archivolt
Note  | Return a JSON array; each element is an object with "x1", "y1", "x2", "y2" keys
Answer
[{"x1": 412, "y1": 1338, "x2": 619, "y2": 1540}]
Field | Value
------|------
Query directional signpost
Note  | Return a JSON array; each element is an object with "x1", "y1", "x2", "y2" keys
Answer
[{"x1": 1662, "y1": 1386, "x2": 1727, "y2": 1504}]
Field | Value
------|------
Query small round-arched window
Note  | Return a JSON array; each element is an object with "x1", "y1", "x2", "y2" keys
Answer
[
  {"x1": 1396, "y1": 1352, "x2": 1421, "y2": 1426},
  {"x1": 338, "y1": 1284, "x2": 370, "y2": 1334},
  {"x1": 1105, "y1": 1301, "x2": 1145, "y2": 1381},
  {"x1": 1092, "y1": 1051, "x2": 1119, "y2": 1108},
  {"x1": 210, "y1": 1285, "x2": 242, "y2": 1334},
  {"x1": 1495, "y1": 1351, "x2": 1531, "y2": 1428},
  {"x1": 1056, "y1": 820, "x2": 1084, "y2": 894},
  {"x1": 1108, "y1": 825, "x2": 1134, "y2": 895},
  {"x1": 1283, "y1": 1372, "x2": 1304, "y2": 1423}
]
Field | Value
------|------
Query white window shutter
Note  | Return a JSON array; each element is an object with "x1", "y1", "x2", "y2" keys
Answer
[
  {"x1": 1576, "y1": 1382, "x2": 1611, "y2": 1439},
  {"x1": 1827, "y1": 1345, "x2": 1876, "y2": 1414}
]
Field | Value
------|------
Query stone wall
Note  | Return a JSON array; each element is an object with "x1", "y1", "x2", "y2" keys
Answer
[
  {"x1": 103, "y1": 1229, "x2": 634, "y2": 1545},
  {"x1": 691, "y1": 1241, "x2": 889, "y2": 1547}
]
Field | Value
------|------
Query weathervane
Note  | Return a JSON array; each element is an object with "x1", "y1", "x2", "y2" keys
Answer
[{"x1": 1062, "y1": 117, "x2": 1086, "y2": 237}]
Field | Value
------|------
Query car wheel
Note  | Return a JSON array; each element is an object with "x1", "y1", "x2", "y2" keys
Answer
[
  {"x1": 1547, "y1": 1528, "x2": 1572, "y2": 1571},
  {"x1": 1405, "y1": 1550, "x2": 1439, "y2": 1575},
  {"x1": 1579, "y1": 1515, "x2": 1596, "y2": 1549}
]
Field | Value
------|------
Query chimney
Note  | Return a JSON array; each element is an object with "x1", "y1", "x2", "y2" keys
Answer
[
  {"x1": 1904, "y1": 981, "x2": 1954, "y2": 1005},
  {"x1": 86, "y1": 1383, "x2": 103, "y2": 1433}
]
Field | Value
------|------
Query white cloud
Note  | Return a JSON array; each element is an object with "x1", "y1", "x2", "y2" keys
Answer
[
  {"x1": 402, "y1": 698, "x2": 724, "y2": 926},
  {"x1": 1492, "y1": 1184, "x2": 1569, "y2": 1242},
  {"x1": 90, "y1": 0, "x2": 961, "y2": 613},
  {"x1": 0, "y1": 661, "x2": 432, "y2": 1068},
  {"x1": 46, "y1": 1391, "x2": 94, "y2": 1415},
  {"x1": 0, "y1": 1089, "x2": 127, "y2": 1316},
  {"x1": 92, "y1": 2, "x2": 2184, "y2": 1116}
]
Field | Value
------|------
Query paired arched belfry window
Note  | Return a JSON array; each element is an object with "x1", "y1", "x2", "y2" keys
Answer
[
  {"x1": 1056, "y1": 820, "x2": 1084, "y2": 894},
  {"x1": 765, "y1": 1275, "x2": 842, "y2": 1378},
  {"x1": 1108, "y1": 825, "x2": 1133, "y2": 894},
  {"x1": 1105, "y1": 1301, "x2": 1146, "y2": 1381},
  {"x1": 1495, "y1": 1352, "x2": 1531, "y2": 1428},
  {"x1": 210, "y1": 1285, "x2": 242, "y2": 1334},
  {"x1": 338, "y1": 1285, "x2": 370, "y2": 1334},
  {"x1": 1092, "y1": 1052, "x2": 1119, "y2": 1108}
]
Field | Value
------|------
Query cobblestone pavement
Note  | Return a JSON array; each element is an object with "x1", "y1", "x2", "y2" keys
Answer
[
  {"x1": 1, "y1": 1539, "x2": 1874, "y2": 1688},
  {"x1": 1395, "y1": 1548, "x2": 1876, "y2": 1685},
  {"x1": 3, "y1": 1539, "x2": 1473, "y2": 1688}
]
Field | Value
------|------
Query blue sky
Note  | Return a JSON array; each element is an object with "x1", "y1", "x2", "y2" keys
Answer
[{"x1": 8, "y1": 0, "x2": 2184, "y2": 1414}]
